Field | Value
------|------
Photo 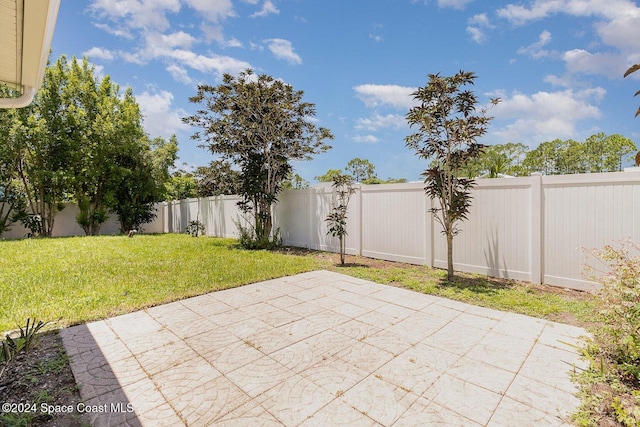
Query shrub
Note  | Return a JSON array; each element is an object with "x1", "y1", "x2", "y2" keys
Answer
[
  {"x1": 572, "y1": 241, "x2": 640, "y2": 426},
  {"x1": 185, "y1": 220, "x2": 205, "y2": 237},
  {"x1": 1, "y1": 319, "x2": 48, "y2": 380}
]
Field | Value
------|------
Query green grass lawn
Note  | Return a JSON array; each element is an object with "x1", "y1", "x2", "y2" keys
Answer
[
  {"x1": 0, "y1": 234, "x2": 595, "y2": 333},
  {"x1": 0, "y1": 234, "x2": 318, "y2": 332}
]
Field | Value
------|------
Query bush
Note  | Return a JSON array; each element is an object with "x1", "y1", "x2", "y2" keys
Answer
[
  {"x1": 236, "y1": 218, "x2": 281, "y2": 250},
  {"x1": 185, "y1": 220, "x2": 205, "y2": 237},
  {"x1": 572, "y1": 241, "x2": 640, "y2": 426}
]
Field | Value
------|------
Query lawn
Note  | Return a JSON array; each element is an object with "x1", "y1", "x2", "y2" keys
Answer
[
  {"x1": 0, "y1": 234, "x2": 318, "y2": 332},
  {"x1": 0, "y1": 234, "x2": 595, "y2": 333}
]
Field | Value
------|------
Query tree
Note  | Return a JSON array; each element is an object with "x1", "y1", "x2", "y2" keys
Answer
[
  {"x1": 10, "y1": 57, "x2": 75, "y2": 236},
  {"x1": 405, "y1": 71, "x2": 498, "y2": 281},
  {"x1": 165, "y1": 171, "x2": 198, "y2": 201},
  {"x1": 345, "y1": 158, "x2": 377, "y2": 183},
  {"x1": 315, "y1": 169, "x2": 344, "y2": 183},
  {"x1": 0, "y1": 88, "x2": 27, "y2": 235},
  {"x1": 193, "y1": 160, "x2": 242, "y2": 197},
  {"x1": 325, "y1": 174, "x2": 356, "y2": 265},
  {"x1": 112, "y1": 135, "x2": 177, "y2": 233},
  {"x1": 624, "y1": 64, "x2": 640, "y2": 118},
  {"x1": 183, "y1": 69, "x2": 333, "y2": 247},
  {"x1": 282, "y1": 173, "x2": 310, "y2": 190}
]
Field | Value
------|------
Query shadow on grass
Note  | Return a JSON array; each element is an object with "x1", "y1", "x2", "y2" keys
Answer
[
  {"x1": 436, "y1": 273, "x2": 518, "y2": 296},
  {"x1": 334, "y1": 263, "x2": 370, "y2": 268}
]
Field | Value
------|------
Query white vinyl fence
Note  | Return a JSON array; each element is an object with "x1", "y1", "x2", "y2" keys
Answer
[
  {"x1": 156, "y1": 170, "x2": 640, "y2": 291},
  {"x1": 2, "y1": 170, "x2": 639, "y2": 291}
]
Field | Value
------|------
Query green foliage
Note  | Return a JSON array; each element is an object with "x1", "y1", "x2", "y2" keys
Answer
[
  {"x1": 0, "y1": 319, "x2": 48, "y2": 380},
  {"x1": 523, "y1": 134, "x2": 636, "y2": 175},
  {"x1": 405, "y1": 71, "x2": 499, "y2": 280},
  {"x1": 184, "y1": 69, "x2": 333, "y2": 245},
  {"x1": 236, "y1": 220, "x2": 281, "y2": 250},
  {"x1": 325, "y1": 174, "x2": 356, "y2": 265},
  {"x1": 572, "y1": 241, "x2": 640, "y2": 426},
  {"x1": 281, "y1": 173, "x2": 310, "y2": 190},
  {"x1": 346, "y1": 158, "x2": 377, "y2": 183},
  {"x1": 624, "y1": 64, "x2": 640, "y2": 118},
  {"x1": 193, "y1": 160, "x2": 242, "y2": 197},
  {"x1": 315, "y1": 169, "x2": 343, "y2": 183},
  {"x1": 185, "y1": 220, "x2": 205, "y2": 237}
]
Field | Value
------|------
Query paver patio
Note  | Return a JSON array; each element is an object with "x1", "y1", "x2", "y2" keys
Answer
[{"x1": 60, "y1": 270, "x2": 586, "y2": 426}]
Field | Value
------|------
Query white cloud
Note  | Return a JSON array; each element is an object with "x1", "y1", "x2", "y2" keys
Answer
[
  {"x1": 165, "y1": 49, "x2": 251, "y2": 77},
  {"x1": 437, "y1": 0, "x2": 473, "y2": 9},
  {"x1": 145, "y1": 31, "x2": 197, "y2": 51},
  {"x1": 83, "y1": 47, "x2": 115, "y2": 61},
  {"x1": 562, "y1": 49, "x2": 628, "y2": 79},
  {"x1": 467, "y1": 13, "x2": 494, "y2": 44},
  {"x1": 353, "y1": 134, "x2": 380, "y2": 144},
  {"x1": 183, "y1": 0, "x2": 235, "y2": 22},
  {"x1": 489, "y1": 87, "x2": 605, "y2": 144},
  {"x1": 354, "y1": 84, "x2": 417, "y2": 110},
  {"x1": 355, "y1": 113, "x2": 406, "y2": 131},
  {"x1": 264, "y1": 39, "x2": 302, "y2": 64},
  {"x1": 137, "y1": 90, "x2": 190, "y2": 138},
  {"x1": 166, "y1": 64, "x2": 193, "y2": 84},
  {"x1": 466, "y1": 26, "x2": 486, "y2": 44},
  {"x1": 90, "y1": 0, "x2": 181, "y2": 32},
  {"x1": 251, "y1": 0, "x2": 279, "y2": 18},
  {"x1": 517, "y1": 30, "x2": 553, "y2": 59}
]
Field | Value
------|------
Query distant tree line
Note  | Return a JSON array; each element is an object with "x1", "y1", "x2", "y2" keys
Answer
[
  {"x1": 0, "y1": 55, "x2": 177, "y2": 237},
  {"x1": 459, "y1": 134, "x2": 637, "y2": 178},
  {"x1": 315, "y1": 157, "x2": 407, "y2": 184}
]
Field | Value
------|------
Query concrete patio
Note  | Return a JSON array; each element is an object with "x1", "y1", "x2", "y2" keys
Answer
[{"x1": 60, "y1": 270, "x2": 586, "y2": 426}]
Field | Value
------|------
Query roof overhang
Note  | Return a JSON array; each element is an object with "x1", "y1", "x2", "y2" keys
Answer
[{"x1": 0, "y1": 0, "x2": 60, "y2": 108}]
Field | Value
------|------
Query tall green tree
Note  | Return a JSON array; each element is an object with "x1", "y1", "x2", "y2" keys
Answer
[
  {"x1": 405, "y1": 71, "x2": 499, "y2": 281},
  {"x1": 11, "y1": 57, "x2": 75, "y2": 236},
  {"x1": 183, "y1": 69, "x2": 333, "y2": 247},
  {"x1": 346, "y1": 158, "x2": 377, "y2": 183},
  {"x1": 315, "y1": 169, "x2": 343, "y2": 183},
  {"x1": 193, "y1": 160, "x2": 242, "y2": 197},
  {"x1": 112, "y1": 135, "x2": 177, "y2": 233},
  {"x1": 0, "y1": 91, "x2": 27, "y2": 234}
]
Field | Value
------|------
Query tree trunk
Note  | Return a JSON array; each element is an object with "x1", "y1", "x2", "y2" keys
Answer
[{"x1": 446, "y1": 231, "x2": 454, "y2": 281}]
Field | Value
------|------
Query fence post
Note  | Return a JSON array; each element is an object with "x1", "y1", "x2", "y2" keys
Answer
[{"x1": 530, "y1": 173, "x2": 543, "y2": 284}]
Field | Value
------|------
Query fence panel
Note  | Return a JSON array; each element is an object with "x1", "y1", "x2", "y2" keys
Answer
[{"x1": 2, "y1": 170, "x2": 639, "y2": 291}]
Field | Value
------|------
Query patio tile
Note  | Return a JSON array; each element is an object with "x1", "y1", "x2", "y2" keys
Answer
[
  {"x1": 422, "y1": 322, "x2": 488, "y2": 355},
  {"x1": 270, "y1": 338, "x2": 328, "y2": 373},
  {"x1": 179, "y1": 294, "x2": 232, "y2": 316},
  {"x1": 59, "y1": 322, "x2": 118, "y2": 356},
  {"x1": 357, "y1": 310, "x2": 405, "y2": 329},
  {"x1": 504, "y1": 373, "x2": 580, "y2": 420},
  {"x1": 164, "y1": 374, "x2": 251, "y2": 425},
  {"x1": 447, "y1": 356, "x2": 516, "y2": 394},
  {"x1": 331, "y1": 302, "x2": 371, "y2": 318},
  {"x1": 341, "y1": 373, "x2": 419, "y2": 426},
  {"x1": 115, "y1": 328, "x2": 178, "y2": 354},
  {"x1": 215, "y1": 400, "x2": 282, "y2": 426},
  {"x1": 422, "y1": 373, "x2": 503, "y2": 426},
  {"x1": 184, "y1": 326, "x2": 242, "y2": 358},
  {"x1": 80, "y1": 391, "x2": 142, "y2": 427},
  {"x1": 68, "y1": 350, "x2": 146, "y2": 398},
  {"x1": 257, "y1": 374, "x2": 336, "y2": 426},
  {"x1": 333, "y1": 319, "x2": 382, "y2": 341},
  {"x1": 453, "y1": 312, "x2": 501, "y2": 330},
  {"x1": 488, "y1": 396, "x2": 574, "y2": 427},
  {"x1": 518, "y1": 343, "x2": 583, "y2": 392},
  {"x1": 361, "y1": 328, "x2": 413, "y2": 356},
  {"x1": 300, "y1": 398, "x2": 379, "y2": 426},
  {"x1": 135, "y1": 403, "x2": 184, "y2": 427},
  {"x1": 491, "y1": 311, "x2": 547, "y2": 340},
  {"x1": 105, "y1": 311, "x2": 164, "y2": 337},
  {"x1": 464, "y1": 331, "x2": 533, "y2": 373},
  {"x1": 225, "y1": 317, "x2": 272, "y2": 340},
  {"x1": 394, "y1": 398, "x2": 482, "y2": 427},
  {"x1": 372, "y1": 349, "x2": 442, "y2": 397},
  {"x1": 335, "y1": 340, "x2": 396, "y2": 372},
  {"x1": 135, "y1": 340, "x2": 200, "y2": 375},
  {"x1": 301, "y1": 356, "x2": 368, "y2": 395},
  {"x1": 226, "y1": 355, "x2": 294, "y2": 397},
  {"x1": 201, "y1": 338, "x2": 265, "y2": 374}
]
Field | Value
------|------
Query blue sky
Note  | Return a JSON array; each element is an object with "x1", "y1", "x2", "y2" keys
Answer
[{"x1": 50, "y1": 0, "x2": 640, "y2": 182}]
